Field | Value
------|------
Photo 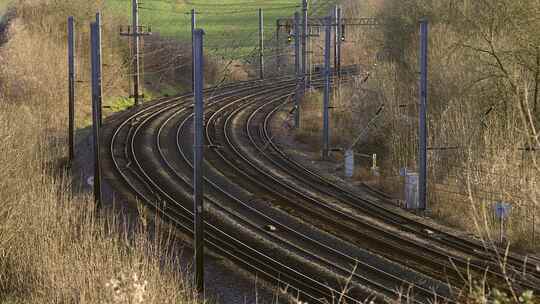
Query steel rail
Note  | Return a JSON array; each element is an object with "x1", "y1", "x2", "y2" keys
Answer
[
  {"x1": 133, "y1": 87, "x2": 343, "y2": 301},
  {"x1": 168, "y1": 81, "x2": 451, "y2": 302},
  {"x1": 202, "y1": 86, "x2": 455, "y2": 302},
  {"x1": 239, "y1": 98, "x2": 474, "y2": 280},
  {"x1": 110, "y1": 78, "x2": 385, "y2": 303},
  {"x1": 238, "y1": 98, "x2": 536, "y2": 292},
  {"x1": 259, "y1": 100, "x2": 540, "y2": 291},
  {"x1": 110, "y1": 81, "x2": 336, "y2": 303},
  {"x1": 125, "y1": 75, "x2": 452, "y2": 302},
  {"x1": 166, "y1": 84, "x2": 391, "y2": 303},
  {"x1": 106, "y1": 68, "x2": 536, "y2": 303},
  {"x1": 194, "y1": 80, "x2": 485, "y2": 293}
]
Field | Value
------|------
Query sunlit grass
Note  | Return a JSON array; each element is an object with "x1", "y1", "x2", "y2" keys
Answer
[{"x1": 105, "y1": 0, "x2": 336, "y2": 58}]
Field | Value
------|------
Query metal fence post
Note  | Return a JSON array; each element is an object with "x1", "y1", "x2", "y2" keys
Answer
[
  {"x1": 322, "y1": 16, "x2": 331, "y2": 160},
  {"x1": 258, "y1": 8, "x2": 264, "y2": 79},
  {"x1": 68, "y1": 16, "x2": 75, "y2": 166},
  {"x1": 192, "y1": 28, "x2": 205, "y2": 296},
  {"x1": 418, "y1": 18, "x2": 429, "y2": 211},
  {"x1": 294, "y1": 12, "x2": 301, "y2": 128},
  {"x1": 90, "y1": 18, "x2": 103, "y2": 209}
]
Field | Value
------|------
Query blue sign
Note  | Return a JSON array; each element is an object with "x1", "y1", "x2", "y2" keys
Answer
[{"x1": 494, "y1": 202, "x2": 512, "y2": 220}]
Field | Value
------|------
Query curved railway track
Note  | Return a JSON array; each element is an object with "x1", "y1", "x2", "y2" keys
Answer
[{"x1": 103, "y1": 73, "x2": 539, "y2": 303}]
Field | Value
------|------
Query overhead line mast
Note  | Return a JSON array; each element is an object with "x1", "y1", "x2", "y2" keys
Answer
[{"x1": 120, "y1": 0, "x2": 151, "y2": 106}]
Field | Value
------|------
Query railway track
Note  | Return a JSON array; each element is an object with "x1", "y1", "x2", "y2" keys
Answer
[{"x1": 103, "y1": 73, "x2": 539, "y2": 303}]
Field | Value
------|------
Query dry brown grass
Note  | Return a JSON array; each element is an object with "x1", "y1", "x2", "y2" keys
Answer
[
  {"x1": 294, "y1": 85, "x2": 384, "y2": 151},
  {"x1": 142, "y1": 33, "x2": 225, "y2": 94},
  {"x1": 0, "y1": 111, "x2": 200, "y2": 303},
  {"x1": 324, "y1": 0, "x2": 540, "y2": 254},
  {"x1": 0, "y1": 2, "x2": 202, "y2": 303}
]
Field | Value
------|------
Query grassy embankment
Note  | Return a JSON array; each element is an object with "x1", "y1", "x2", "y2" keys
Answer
[
  {"x1": 0, "y1": 1, "x2": 200, "y2": 303},
  {"x1": 106, "y1": 0, "x2": 300, "y2": 58},
  {"x1": 104, "y1": 0, "x2": 341, "y2": 55},
  {"x1": 103, "y1": 0, "x2": 320, "y2": 108}
]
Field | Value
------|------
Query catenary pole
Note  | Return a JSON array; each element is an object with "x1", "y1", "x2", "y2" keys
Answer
[
  {"x1": 418, "y1": 18, "x2": 429, "y2": 211},
  {"x1": 191, "y1": 8, "x2": 196, "y2": 91},
  {"x1": 258, "y1": 8, "x2": 264, "y2": 79},
  {"x1": 333, "y1": 6, "x2": 339, "y2": 75},
  {"x1": 132, "y1": 0, "x2": 141, "y2": 105},
  {"x1": 301, "y1": 0, "x2": 308, "y2": 91},
  {"x1": 192, "y1": 28, "x2": 205, "y2": 296},
  {"x1": 90, "y1": 18, "x2": 103, "y2": 209},
  {"x1": 322, "y1": 16, "x2": 331, "y2": 160},
  {"x1": 96, "y1": 13, "x2": 103, "y2": 125},
  {"x1": 191, "y1": 9, "x2": 197, "y2": 38},
  {"x1": 294, "y1": 12, "x2": 301, "y2": 128},
  {"x1": 276, "y1": 19, "x2": 281, "y2": 73},
  {"x1": 336, "y1": 6, "x2": 342, "y2": 80},
  {"x1": 68, "y1": 16, "x2": 75, "y2": 166}
]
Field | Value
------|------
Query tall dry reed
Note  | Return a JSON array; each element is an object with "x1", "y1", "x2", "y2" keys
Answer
[{"x1": 0, "y1": 2, "x2": 202, "y2": 303}]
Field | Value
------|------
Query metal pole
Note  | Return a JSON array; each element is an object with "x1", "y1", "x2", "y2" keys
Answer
[
  {"x1": 191, "y1": 9, "x2": 197, "y2": 37},
  {"x1": 301, "y1": 0, "x2": 308, "y2": 91},
  {"x1": 322, "y1": 16, "x2": 331, "y2": 160},
  {"x1": 132, "y1": 0, "x2": 141, "y2": 106},
  {"x1": 90, "y1": 20, "x2": 103, "y2": 209},
  {"x1": 500, "y1": 216, "x2": 504, "y2": 244},
  {"x1": 192, "y1": 28, "x2": 205, "y2": 296},
  {"x1": 333, "y1": 6, "x2": 339, "y2": 74},
  {"x1": 276, "y1": 19, "x2": 281, "y2": 74},
  {"x1": 68, "y1": 16, "x2": 75, "y2": 166},
  {"x1": 418, "y1": 18, "x2": 428, "y2": 211},
  {"x1": 191, "y1": 8, "x2": 196, "y2": 92},
  {"x1": 336, "y1": 6, "x2": 342, "y2": 80},
  {"x1": 533, "y1": 204, "x2": 536, "y2": 246},
  {"x1": 96, "y1": 13, "x2": 103, "y2": 125},
  {"x1": 258, "y1": 8, "x2": 264, "y2": 79},
  {"x1": 294, "y1": 12, "x2": 301, "y2": 128}
]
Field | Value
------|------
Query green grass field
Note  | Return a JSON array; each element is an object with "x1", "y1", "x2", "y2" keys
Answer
[
  {"x1": 106, "y1": 0, "x2": 337, "y2": 58},
  {"x1": 0, "y1": 0, "x2": 337, "y2": 57},
  {"x1": 0, "y1": 0, "x2": 9, "y2": 14}
]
